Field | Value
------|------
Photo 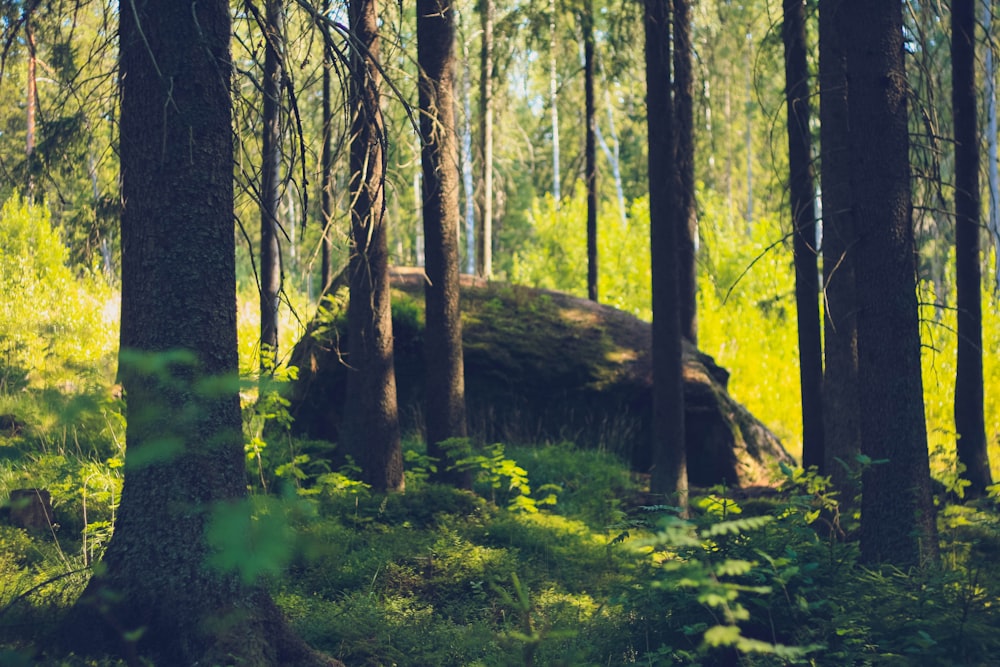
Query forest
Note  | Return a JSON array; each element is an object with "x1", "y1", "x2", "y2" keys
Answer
[{"x1": 2, "y1": 0, "x2": 1000, "y2": 664}]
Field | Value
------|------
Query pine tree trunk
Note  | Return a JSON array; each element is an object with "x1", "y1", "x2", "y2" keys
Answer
[
  {"x1": 782, "y1": 0, "x2": 824, "y2": 471},
  {"x1": 844, "y1": 0, "x2": 938, "y2": 567},
  {"x1": 644, "y1": 0, "x2": 688, "y2": 511},
  {"x1": 952, "y1": 0, "x2": 993, "y2": 496},
  {"x1": 418, "y1": 0, "x2": 471, "y2": 488},
  {"x1": 477, "y1": 0, "x2": 494, "y2": 278},
  {"x1": 260, "y1": 0, "x2": 284, "y2": 369},
  {"x1": 320, "y1": 0, "x2": 335, "y2": 291},
  {"x1": 673, "y1": 0, "x2": 698, "y2": 344},
  {"x1": 818, "y1": 0, "x2": 860, "y2": 491},
  {"x1": 64, "y1": 2, "x2": 336, "y2": 663},
  {"x1": 584, "y1": 0, "x2": 598, "y2": 302},
  {"x1": 344, "y1": 0, "x2": 405, "y2": 492},
  {"x1": 549, "y1": 0, "x2": 561, "y2": 206}
]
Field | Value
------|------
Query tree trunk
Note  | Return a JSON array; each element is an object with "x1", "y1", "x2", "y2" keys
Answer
[
  {"x1": 549, "y1": 0, "x2": 561, "y2": 206},
  {"x1": 25, "y1": 19, "x2": 36, "y2": 196},
  {"x1": 320, "y1": 0, "x2": 335, "y2": 291},
  {"x1": 477, "y1": 0, "x2": 494, "y2": 278},
  {"x1": 418, "y1": 0, "x2": 471, "y2": 489},
  {"x1": 644, "y1": 0, "x2": 688, "y2": 511},
  {"x1": 986, "y1": 0, "x2": 1000, "y2": 292},
  {"x1": 952, "y1": 0, "x2": 993, "y2": 496},
  {"x1": 64, "y1": 2, "x2": 335, "y2": 663},
  {"x1": 584, "y1": 0, "x2": 598, "y2": 302},
  {"x1": 818, "y1": 0, "x2": 860, "y2": 491},
  {"x1": 344, "y1": 0, "x2": 405, "y2": 493},
  {"x1": 260, "y1": 0, "x2": 284, "y2": 369},
  {"x1": 460, "y1": 23, "x2": 477, "y2": 276},
  {"x1": 782, "y1": 0, "x2": 824, "y2": 472},
  {"x1": 844, "y1": 0, "x2": 938, "y2": 567},
  {"x1": 673, "y1": 0, "x2": 698, "y2": 345}
]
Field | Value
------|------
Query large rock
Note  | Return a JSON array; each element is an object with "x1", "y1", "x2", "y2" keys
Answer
[{"x1": 287, "y1": 269, "x2": 794, "y2": 488}]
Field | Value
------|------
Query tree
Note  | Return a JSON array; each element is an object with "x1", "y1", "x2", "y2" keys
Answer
[
  {"x1": 952, "y1": 0, "x2": 993, "y2": 497},
  {"x1": 673, "y1": 0, "x2": 698, "y2": 344},
  {"x1": 418, "y1": 0, "x2": 471, "y2": 488},
  {"x1": 343, "y1": 0, "x2": 405, "y2": 492},
  {"x1": 477, "y1": 0, "x2": 494, "y2": 278},
  {"x1": 260, "y1": 0, "x2": 284, "y2": 369},
  {"x1": 320, "y1": 0, "x2": 335, "y2": 291},
  {"x1": 644, "y1": 0, "x2": 687, "y2": 510},
  {"x1": 583, "y1": 0, "x2": 598, "y2": 302},
  {"x1": 818, "y1": 0, "x2": 860, "y2": 489},
  {"x1": 63, "y1": 2, "x2": 335, "y2": 663},
  {"x1": 782, "y1": 0, "x2": 823, "y2": 471},
  {"x1": 843, "y1": 0, "x2": 938, "y2": 566}
]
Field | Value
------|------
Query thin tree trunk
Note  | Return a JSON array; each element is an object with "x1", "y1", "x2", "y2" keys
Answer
[
  {"x1": 952, "y1": 0, "x2": 993, "y2": 496},
  {"x1": 461, "y1": 27, "x2": 476, "y2": 275},
  {"x1": 477, "y1": 0, "x2": 494, "y2": 278},
  {"x1": 584, "y1": 0, "x2": 598, "y2": 302},
  {"x1": 418, "y1": 0, "x2": 471, "y2": 489},
  {"x1": 260, "y1": 0, "x2": 283, "y2": 370},
  {"x1": 844, "y1": 0, "x2": 938, "y2": 567},
  {"x1": 819, "y1": 0, "x2": 860, "y2": 492},
  {"x1": 782, "y1": 0, "x2": 824, "y2": 471},
  {"x1": 320, "y1": 0, "x2": 334, "y2": 291},
  {"x1": 344, "y1": 0, "x2": 405, "y2": 493},
  {"x1": 987, "y1": 0, "x2": 1000, "y2": 292},
  {"x1": 25, "y1": 20, "x2": 36, "y2": 195},
  {"x1": 550, "y1": 0, "x2": 561, "y2": 206},
  {"x1": 673, "y1": 0, "x2": 698, "y2": 344},
  {"x1": 745, "y1": 31, "x2": 753, "y2": 225},
  {"x1": 595, "y1": 87, "x2": 626, "y2": 226},
  {"x1": 644, "y1": 0, "x2": 688, "y2": 512}
]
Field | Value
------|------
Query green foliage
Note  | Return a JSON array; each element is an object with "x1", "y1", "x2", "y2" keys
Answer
[
  {"x1": 0, "y1": 195, "x2": 116, "y2": 390},
  {"x1": 450, "y1": 440, "x2": 559, "y2": 513}
]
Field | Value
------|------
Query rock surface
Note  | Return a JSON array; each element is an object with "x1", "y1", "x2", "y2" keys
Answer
[{"x1": 287, "y1": 269, "x2": 795, "y2": 488}]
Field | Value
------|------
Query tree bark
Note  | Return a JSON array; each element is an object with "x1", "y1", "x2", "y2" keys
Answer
[
  {"x1": 418, "y1": 0, "x2": 471, "y2": 488},
  {"x1": 584, "y1": 0, "x2": 598, "y2": 303},
  {"x1": 63, "y1": 2, "x2": 336, "y2": 663},
  {"x1": 818, "y1": 0, "x2": 860, "y2": 491},
  {"x1": 477, "y1": 0, "x2": 494, "y2": 278},
  {"x1": 549, "y1": 0, "x2": 561, "y2": 206},
  {"x1": 782, "y1": 0, "x2": 824, "y2": 471},
  {"x1": 260, "y1": 0, "x2": 284, "y2": 369},
  {"x1": 673, "y1": 0, "x2": 698, "y2": 344},
  {"x1": 844, "y1": 0, "x2": 938, "y2": 567},
  {"x1": 644, "y1": 0, "x2": 688, "y2": 511},
  {"x1": 320, "y1": 0, "x2": 335, "y2": 291},
  {"x1": 344, "y1": 0, "x2": 405, "y2": 492},
  {"x1": 952, "y1": 0, "x2": 993, "y2": 496}
]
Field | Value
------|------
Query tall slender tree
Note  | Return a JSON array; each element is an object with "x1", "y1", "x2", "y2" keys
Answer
[
  {"x1": 320, "y1": 0, "x2": 335, "y2": 291},
  {"x1": 260, "y1": 0, "x2": 284, "y2": 369},
  {"x1": 477, "y1": 0, "x2": 494, "y2": 278},
  {"x1": 952, "y1": 0, "x2": 993, "y2": 496},
  {"x1": 418, "y1": 0, "x2": 471, "y2": 488},
  {"x1": 782, "y1": 0, "x2": 823, "y2": 471},
  {"x1": 673, "y1": 0, "x2": 698, "y2": 344},
  {"x1": 64, "y1": 1, "x2": 335, "y2": 662},
  {"x1": 644, "y1": 0, "x2": 687, "y2": 510},
  {"x1": 818, "y1": 0, "x2": 860, "y2": 489},
  {"x1": 583, "y1": 0, "x2": 598, "y2": 302},
  {"x1": 343, "y1": 0, "x2": 405, "y2": 492},
  {"x1": 844, "y1": 0, "x2": 938, "y2": 566}
]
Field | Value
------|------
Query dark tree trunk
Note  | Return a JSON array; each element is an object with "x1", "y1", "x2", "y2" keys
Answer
[
  {"x1": 673, "y1": 0, "x2": 698, "y2": 345},
  {"x1": 644, "y1": 0, "x2": 688, "y2": 510},
  {"x1": 320, "y1": 0, "x2": 335, "y2": 291},
  {"x1": 952, "y1": 0, "x2": 993, "y2": 497},
  {"x1": 477, "y1": 0, "x2": 494, "y2": 278},
  {"x1": 63, "y1": 2, "x2": 335, "y2": 663},
  {"x1": 260, "y1": 0, "x2": 283, "y2": 368},
  {"x1": 418, "y1": 0, "x2": 471, "y2": 489},
  {"x1": 844, "y1": 0, "x2": 938, "y2": 567},
  {"x1": 584, "y1": 0, "x2": 598, "y2": 303},
  {"x1": 344, "y1": 0, "x2": 405, "y2": 492},
  {"x1": 782, "y1": 0, "x2": 824, "y2": 471},
  {"x1": 818, "y1": 0, "x2": 860, "y2": 491}
]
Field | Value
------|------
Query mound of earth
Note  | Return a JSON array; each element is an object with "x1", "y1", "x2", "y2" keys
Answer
[{"x1": 286, "y1": 268, "x2": 795, "y2": 488}]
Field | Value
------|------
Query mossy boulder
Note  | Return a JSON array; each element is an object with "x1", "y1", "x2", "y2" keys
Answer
[{"x1": 287, "y1": 269, "x2": 794, "y2": 488}]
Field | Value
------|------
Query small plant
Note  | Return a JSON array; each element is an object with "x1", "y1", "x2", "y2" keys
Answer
[{"x1": 450, "y1": 441, "x2": 559, "y2": 513}]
